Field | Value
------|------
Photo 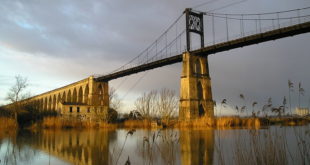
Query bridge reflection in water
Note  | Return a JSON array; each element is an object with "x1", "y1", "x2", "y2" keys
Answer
[
  {"x1": 18, "y1": 130, "x2": 114, "y2": 165},
  {"x1": 1, "y1": 129, "x2": 215, "y2": 165}
]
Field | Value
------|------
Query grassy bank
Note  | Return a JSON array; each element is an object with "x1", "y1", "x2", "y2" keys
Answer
[
  {"x1": 174, "y1": 116, "x2": 262, "y2": 129},
  {"x1": 175, "y1": 116, "x2": 309, "y2": 129},
  {"x1": 38, "y1": 117, "x2": 117, "y2": 129},
  {"x1": 119, "y1": 116, "x2": 310, "y2": 129},
  {"x1": 0, "y1": 117, "x2": 18, "y2": 130},
  {"x1": 0, "y1": 115, "x2": 309, "y2": 130}
]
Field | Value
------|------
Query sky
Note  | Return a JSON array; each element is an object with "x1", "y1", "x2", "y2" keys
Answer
[{"x1": 0, "y1": 0, "x2": 310, "y2": 114}]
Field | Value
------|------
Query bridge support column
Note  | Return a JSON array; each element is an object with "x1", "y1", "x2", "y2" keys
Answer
[
  {"x1": 179, "y1": 52, "x2": 214, "y2": 120},
  {"x1": 100, "y1": 81, "x2": 109, "y2": 121},
  {"x1": 102, "y1": 82, "x2": 109, "y2": 109},
  {"x1": 88, "y1": 76, "x2": 109, "y2": 120}
]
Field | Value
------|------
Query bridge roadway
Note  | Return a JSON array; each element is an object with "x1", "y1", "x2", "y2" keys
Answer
[{"x1": 96, "y1": 21, "x2": 310, "y2": 82}]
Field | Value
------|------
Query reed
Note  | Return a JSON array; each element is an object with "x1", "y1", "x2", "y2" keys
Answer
[
  {"x1": 175, "y1": 116, "x2": 263, "y2": 129},
  {"x1": 41, "y1": 117, "x2": 116, "y2": 129},
  {"x1": 0, "y1": 117, "x2": 17, "y2": 130},
  {"x1": 233, "y1": 129, "x2": 288, "y2": 165}
]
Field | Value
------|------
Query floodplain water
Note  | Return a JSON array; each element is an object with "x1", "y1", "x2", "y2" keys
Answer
[{"x1": 0, "y1": 125, "x2": 309, "y2": 165}]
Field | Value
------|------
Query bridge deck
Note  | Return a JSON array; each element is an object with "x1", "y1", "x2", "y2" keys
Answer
[{"x1": 96, "y1": 21, "x2": 310, "y2": 82}]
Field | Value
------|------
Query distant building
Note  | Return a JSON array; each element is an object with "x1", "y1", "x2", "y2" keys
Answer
[
  {"x1": 59, "y1": 102, "x2": 107, "y2": 121},
  {"x1": 295, "y1": 108, "x2": 309, "y2": 116}
]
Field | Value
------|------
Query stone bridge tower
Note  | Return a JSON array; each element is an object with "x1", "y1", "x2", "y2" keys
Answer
[
  {"x1": 179, "y1": 52, "x2": 214, "y2": 120},
  {"x1": 179, "y1": 8, "x2": 214, "y2": 120}
]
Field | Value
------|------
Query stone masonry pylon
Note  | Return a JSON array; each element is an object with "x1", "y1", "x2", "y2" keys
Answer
[{"x1": 179, "y1": 52, "x2": 214, "y2": 120}]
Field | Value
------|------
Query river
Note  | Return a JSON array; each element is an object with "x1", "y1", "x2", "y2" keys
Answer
[{"x1": 0, "y1": 125, "x2": 309, "y2": 165}]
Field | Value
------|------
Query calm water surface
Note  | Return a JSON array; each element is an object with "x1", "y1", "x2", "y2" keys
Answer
[{"x1": 0, "y1": 125, "x2": 309, "y2": 165}]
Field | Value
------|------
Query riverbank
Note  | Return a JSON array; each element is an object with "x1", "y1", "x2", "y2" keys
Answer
[
  {"x1": 0, "y1": 116, "x2": 309, "y2": 130},
  {"x1": 31, "y1": 116, "x2": 310, "y2": 130},
  {"x1": 0, "y1": 117, "x2": 18, "y2": 130}
]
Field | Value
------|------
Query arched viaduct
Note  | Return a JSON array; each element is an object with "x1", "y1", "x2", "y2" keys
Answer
[{"x1": 12, "y1": 76, "x2": 109, "y2": 120}]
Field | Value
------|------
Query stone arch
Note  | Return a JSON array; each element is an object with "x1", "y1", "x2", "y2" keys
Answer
[
  {"x1": 34, "y1": 100, "x2": 38, "y2": 111},
  {"x1": 38, "y1": 100, "x2": 42, "y2": 110},
  {"x1": 38, "y1": 99, "x2": 40, "y2": 111},
  {"x1": 84, "y1": 85, "x2": 89, "y2": 104},
  {"x1": 34, "y1": 100, "x2": 37, "y2": 111},
  {"x1": 62, "y1": 91, "x2": 66, "y2": 103},
  {"x1": 48, "y1": 96, "x2": 52, "y2": 111},
  {"x1": 194, "y1": 58, "x2": 202, "y2": 74},
  {"x1": 57, "y1": 93, "x2": 61, "y2": 104},
  {"x1": 44, "y1": 97, "x2": 48, "y2": 111},
  {"x1": 40, "y1": 99, "x2": 43, "y2": 111},
  {"x1": 32, "y1": 100, "x2": 37, "y2": 111},
  {"x1": 199, "y1": 104, "x2": 205, "y2": 116},
  {"x1": 57, "y1": 93, "x2": 61, "y2": 111},
  {"x1": 98, "y1": 84, "x2": 104, "y2": 106},
  {"x1": 197, "y1": 81, "x2": 203, "y2": 100},
  {"x1": 53, "y1": 95, "x2": 56, "y2": 111},
  {"x1": 67, "y1": 90, "x2": 72, "y2": 103},
  {"x1": 78, "y1": 86, "x2": 83, "y2": 103},
  {"x1": 72, "y1": 88, "x2": 77, "y2": 103}
]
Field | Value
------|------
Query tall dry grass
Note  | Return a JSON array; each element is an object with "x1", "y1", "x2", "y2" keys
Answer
[
  {"x1": 41, "y1": 117, "x2": 116, "y2": 129},
  {"x1": 211, "y1": 125, "x2": 310, "y2": 165},
  {"x1": 0, "y1": 117, "x2": 17, "y2": 130},
  {"x1": 216, "y1": 117, "x2": 261, "y2": 128},
  {"x1": 233, "y1": 129, "x2": 288, "y2": 165},
  {"x1": 175, "y1": 116, "x2": 263, "y2": 129}
]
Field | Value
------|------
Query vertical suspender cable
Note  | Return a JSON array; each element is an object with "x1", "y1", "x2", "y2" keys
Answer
[
  {"x1": 147, "y1": 48, "x2": 150, "y2": 64},
  {"x1": 180, "y1": 32, "x2": 182, "y2": 52},
  {"x1": 212, "y1": 14, "x2": 215, "y2": 45},
  {"x1": 165, "y1": 32, "x2": 168, "y2": 57},
  {"x1": 241, "y1": 14, "x2": 244, "y2": 36},
  {"x1": 226, "y1": 14, "x2": 229, "y2": 41},
  {"x1": 240, "y1": 16, "x2": 242, "y2": 36},
  {"x1": 277, "y1": 12, "x2": 280, "y2": 28},
  {"x1": 176, "y1": 23, "x2": 178, "y2": 53},
  {"x1": 297, "y1": 9, "x2": 301, "y2": 24},
  {"x1": 155, "y1": 40, "x2": 157, "y2": 60},
  {"x1": 259, "y1": 14, "x2": 261, "y2": 33},
  {"x1": 255, "y1": 16, "x2": 258, "y2": 33}
]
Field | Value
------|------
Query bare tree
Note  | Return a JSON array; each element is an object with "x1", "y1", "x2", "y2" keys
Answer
[
  {"x1": 134, "y1": 90, "x2": 157, "y2": 119},
  {"x1": 6, "y1": 75, "x2": 28, "y2": 122},
  {"x1": 134, "y1": 88, "x2": 178, "y2": 120},
  {"x1": 109, "y1": 87, "x2": 122, "y2": 111},
  {"x1": 156, "y1": 88, "x2": 178, "y2": 121}
]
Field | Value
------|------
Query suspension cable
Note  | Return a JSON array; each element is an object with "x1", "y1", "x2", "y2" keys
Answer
[{"x1": 205, "y1": 6, "x2": 310, "y2": 16}]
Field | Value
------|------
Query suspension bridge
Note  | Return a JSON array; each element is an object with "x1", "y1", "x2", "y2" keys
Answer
[
  {"x1": 6, "y1": 6, "x2": 310, "y2": 120},
  {"x1": 96, "y1": 7, "x2": 310, "y2": 81}
]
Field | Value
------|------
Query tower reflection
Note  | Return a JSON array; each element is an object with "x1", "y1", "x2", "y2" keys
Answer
[{"x1": 180, "y1": 129, "x2": 214, "y2": 165}]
